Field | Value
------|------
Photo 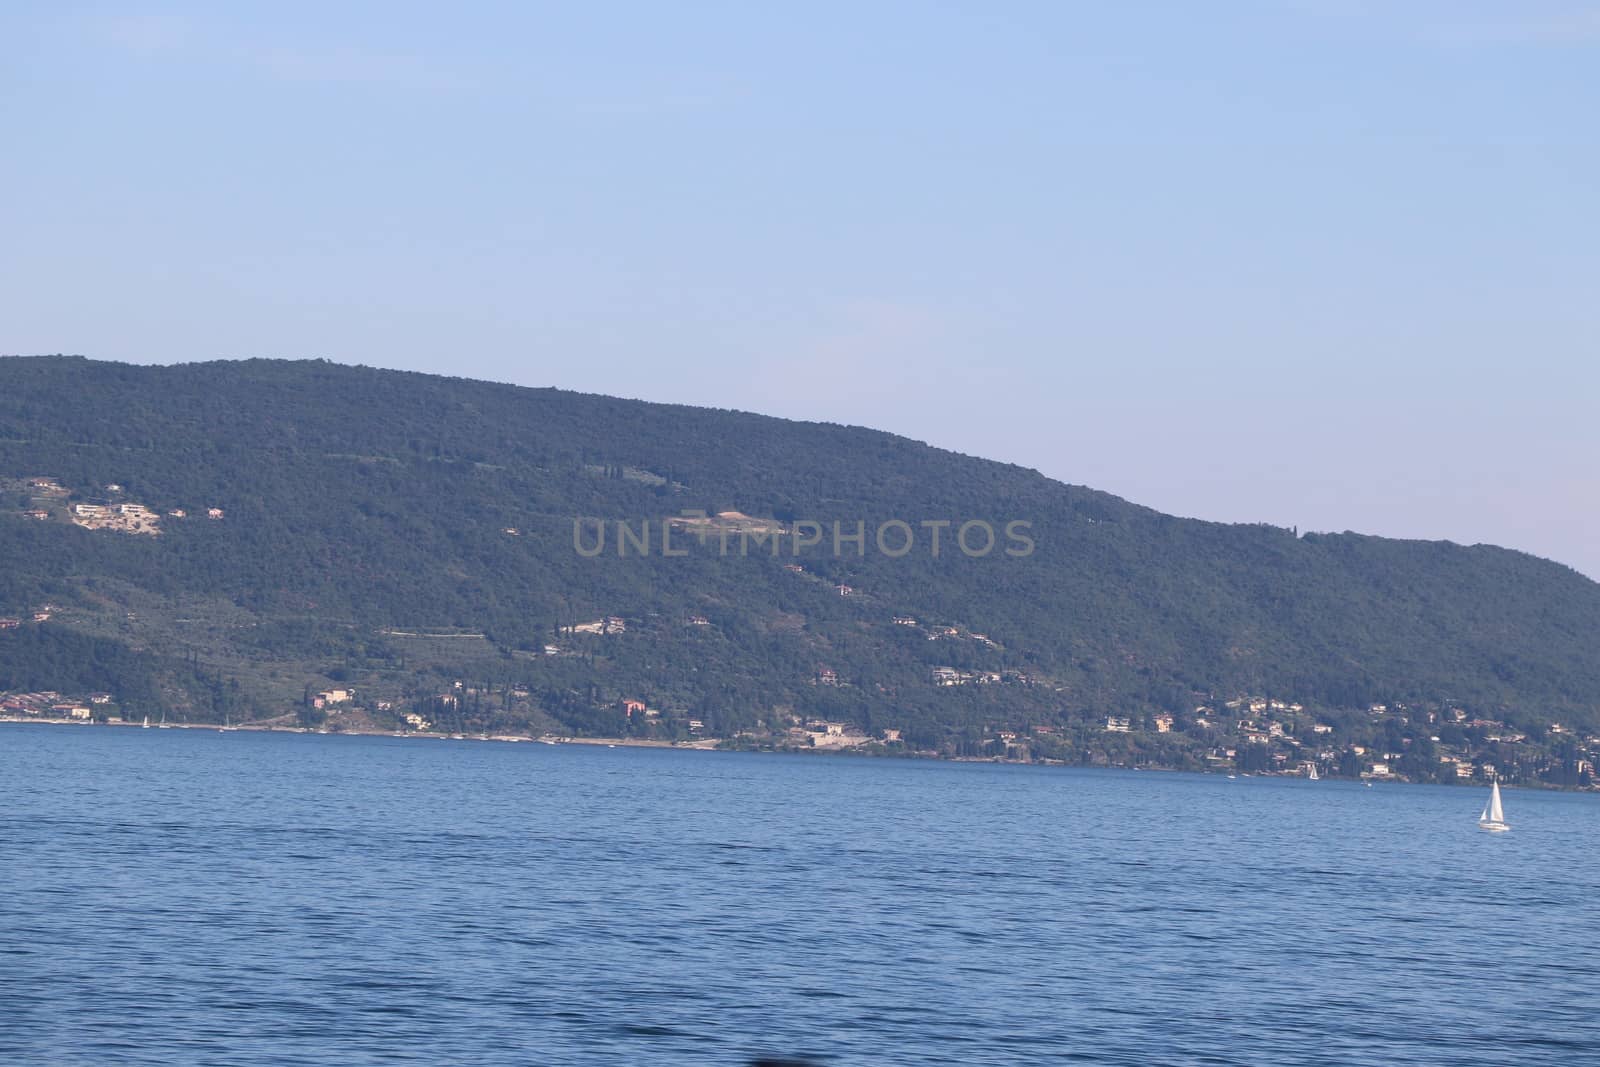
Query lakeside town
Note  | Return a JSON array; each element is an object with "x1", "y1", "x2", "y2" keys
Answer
[{"x1": 6, "y1": 677, "x2": 1595, "y2": 790}]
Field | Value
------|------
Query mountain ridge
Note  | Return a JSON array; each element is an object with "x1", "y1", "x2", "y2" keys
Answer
[{"x1": 2, "y1": 355, "x2": 1597, "y2": 777}]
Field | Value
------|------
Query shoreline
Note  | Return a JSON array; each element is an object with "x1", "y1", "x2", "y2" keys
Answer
[
  {"x1": 2, "y1": 716, "x2": 1586, "y2": 791},
  {"x1": 0, "y1": 716, "x2": 725, "y2": 750}
]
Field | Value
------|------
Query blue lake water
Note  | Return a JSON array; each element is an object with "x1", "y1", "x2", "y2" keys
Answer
[{"x1": 3, "y1": 724, "x2": 1598, "y2": 1066}]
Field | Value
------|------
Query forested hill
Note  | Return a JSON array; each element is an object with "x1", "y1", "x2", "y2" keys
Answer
[{"x1": 2, "y1": 355, "x2": 1598, "y2": 757}]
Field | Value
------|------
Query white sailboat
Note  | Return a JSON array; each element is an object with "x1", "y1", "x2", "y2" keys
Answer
[
  {"x1": 141, "y1": 715, "x2": 150, "y2": 729},
  {"x1": 1306, "y1": 763, "x2": 1320, "y2": 781},
  {"x1": 1478, "y1": 779, "x2": 1509, "y2": 832}
]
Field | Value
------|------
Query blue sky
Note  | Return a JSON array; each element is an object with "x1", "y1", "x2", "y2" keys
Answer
[{"x1": 3, "y1": 2, "x2": 1596, "y2": 575}]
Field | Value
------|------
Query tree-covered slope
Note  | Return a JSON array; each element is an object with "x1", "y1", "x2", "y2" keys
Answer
[{"x1": 1, "y1": 355, "x2": 1597, "y2": 739}]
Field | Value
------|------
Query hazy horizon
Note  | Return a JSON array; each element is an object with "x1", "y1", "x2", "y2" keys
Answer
[{"x1": 3, "y1": 2, "x2": 1595, "y2": 576}]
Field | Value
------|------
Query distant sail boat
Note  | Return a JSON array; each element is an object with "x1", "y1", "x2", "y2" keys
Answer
[
  {"x1": 1306, "y1": 763, "x2": 1320, "y2": 781},
  {"x1": 1478, "y1": 779, "x2": 1510, "y2": 832},
  {"x1": 141, "y1": 715, "x2": 150, "y2": 729}
]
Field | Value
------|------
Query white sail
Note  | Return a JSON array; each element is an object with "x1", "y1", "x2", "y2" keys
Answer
[{"x1": 1478, "y1": 779, "x2": 1508, "y2": 829}]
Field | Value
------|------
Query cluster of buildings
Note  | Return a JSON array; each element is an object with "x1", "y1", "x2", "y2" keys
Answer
[
  {"x1": 931, "y1": 666, "x2": 1029, "y2": 687},
  {"x1": 904, "y1": 617, "x2": 998, "y2": 646},
  {"x1": 789, "y1": 718, "x2": 872, "y2": 749},
  {"x1": 0, "y1": 603, "x2": 59, "y2": 629},
  {"x1": 1, "y1": 690, "x2": 111, "y2": 720},
  {"x1": 567, "y1": 616, "x2": 627, "y2": 636},
  {"x1": 1105, "y1": 715, "x2": 1177, "y2": 733},
  {"x1": 16, "y1": 475, "x2": 224, "y2": 536},
  {"x1": 72, "y1": 502, "x2": 162, "y2": 535},
  {"x1": 1078, "y1": 695, "x2": 1600, "y2": 785}
]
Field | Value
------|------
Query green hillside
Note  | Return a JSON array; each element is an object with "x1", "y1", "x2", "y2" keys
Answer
[{"x1": 2, "y1": 355, "x2": 1597, "y2": 775}]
